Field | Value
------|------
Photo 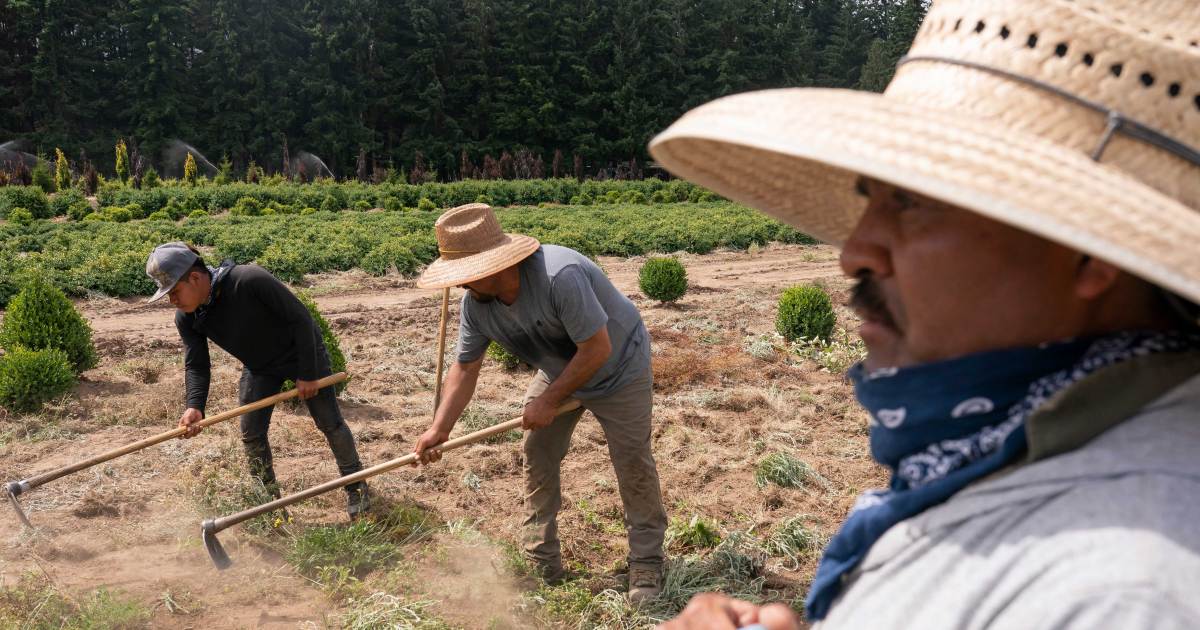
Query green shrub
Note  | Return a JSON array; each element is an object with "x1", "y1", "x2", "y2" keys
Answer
[
  {"x1": 54, "y1": 148, "x2": 70, "y2": 192},
  {"x1": 320, "y1": 194, "x2": 341, "y2": 214},
  {"x1": 775, "y1": 284, "x2": 836, "y2": 342},
  {"x1": 281, "y1": 292, "x2": 348, "y2": 394},
  {"x1": 188, "y1": 209, "x2": 209, "y2": 220},
  {"x1": 231, "y1": 196, "x2": 263, "y2": 217},
  {"x1": 650, "y1": 189, "x2": 670, "y2": 204},
  {"x1": 164, "y1": 197, "x2": 187, "y2": 220},
  {"x1": 67, "y1": 200, "x2": 92, "y2": 221},
  {"x1": 142, "y1": 167, "x2": 160, "y2": 188},
  {"x1": 31, "y1": 160, "x2": 54, "y2": 193},
  {"x1": 49, "y1": 189, "x2": 85, "y2": 217},
  {"x1": 301, "y1": 206, "x2": 317, "y2": 215},
  {"x1": 416, "y1": 197, "x2": 437, "y2": 212},
  {"x1": 621, "y1": 190, "x2": 647, "y2": 204},
  {"x1": 0, "y1": 346, "x2": 76, "y2": 412},
  {"x1": 638, "y1": 257, "x2": 688, "y2": 303},
  {"x1": 183, "y1": 152, "x2": 198, "y2": 186},
  {"x1": 382, "y1": 196, "x2": 402, "y2": 212},
  {"x1": 486, "y1": 342, "x2": 522, "y2": 370},
  {"x1": 82, "y1": 212, "x2": 106, "y2": 222},
  {"x1": 115, "y1": 139, "x2": 129, "y2": 183},
  {"x1": 361, "y1": 240, "x2": 419, "y2": 277},
  {"x1": 146, "y1": 210, "x2": 170, "y2": 221},
  {"x1": 0, "y1": 274, "x2": 97, "y2": 373},
  {"x1": 123, "y1": 202, "x2": 146, "y2": 219},
  {"x1": 103, "y1": 206, "x2": 133, "y2": 223},
  {"x1": 7, "y1": 208, "x2": 32, "y2": 226},
  {"x1": 0, "y1": 186, "x2": 51, "y2": 219},
  {"x1": 603, "y1": 190, "x2": 621, "y2": 204},
  {"x1": 353, "y1": 200, "x2": 371, "y2": 212},
  {"x1": 473, "y1": 194, "x2": 491, "y2": 205}
]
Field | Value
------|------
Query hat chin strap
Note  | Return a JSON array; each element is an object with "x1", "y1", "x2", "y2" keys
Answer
[{"x1": 897, "y1": 55, "x2": 1200, "y2": 168}]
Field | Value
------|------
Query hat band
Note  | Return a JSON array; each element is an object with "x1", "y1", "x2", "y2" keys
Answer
[{"x1": 897, "y1": 55, "x2": 1200, "y2": 168}]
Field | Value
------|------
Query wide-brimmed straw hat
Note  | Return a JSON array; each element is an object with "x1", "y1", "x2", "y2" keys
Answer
[
  {"x1": 650, "y1": 0, "x2": 1200, "y2": 303},
  {"x1": 416, "y1": 203, "x2": 540, "y2": 289}
]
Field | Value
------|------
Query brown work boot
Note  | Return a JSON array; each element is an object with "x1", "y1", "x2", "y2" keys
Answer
[
  {"x1": 627, "y1": 563, "x2": 663, "y2": 605},
  {"x1": 531, "y1": 558, "x2": 568, "y2": 586}
]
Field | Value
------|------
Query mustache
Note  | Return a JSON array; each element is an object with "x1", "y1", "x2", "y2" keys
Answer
[{"x1": 848, "y1": 274, "x2": 897, "y2": 329}]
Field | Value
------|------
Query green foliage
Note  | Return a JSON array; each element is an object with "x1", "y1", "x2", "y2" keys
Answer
[
  {"x1": 215, "y1": 155, "x2": 234, "y2": 185},
  {"x1": 0, "y1": 274, "x2": 97, "y2": 373},
  {"x1": 765, "y1": 515, "x2": 826, "y2": 563},
  {"x1": 0, "y1": 572, "x2": 150, "y2": 630},
  {"x1": 457, "y1": 404, "x2": 522, "y2": 443},
  {"x1": 230, "y1": 196, "x2": 262, "y2": 216},
  {"x1": 775, "y1": 284, "x2": 836, "y2": 342},
  {"x1": 54, "y1": 148, "x2": 70, "y2": 192},
  {"x1": 142, "y1": 167, "x2": 160, "y2": 188},
  {"x1": 361, "y1": 240, "x2": 419, "y2": 277},
  {"x1": 183, "y1": 152, "x2": 198, "y2": 186},
  {"x1": 754, "y1": 452, "x2": 828, "y2": 490},
  {"x1": 301, "y1": 206, "x2": 317, "y2": 215},
  {"x1": 50, "y1": 188, "x2": 85, "y2": 217},
  {"x1": 382, "y1": 196, "x2": 402, "y2": 212},
  {"x1": 147, "y1": 210, "x2": 171, "y2": 221},
  {"x1": 31, "y1": 160, "x2": 54, "y2": 193},
  {"x1": 638, "y1": 257, "x2": 688, "y2": 303},
  {"x1": 280, "y1": 292, "x2": 348, "y2": 394},
  {"x1": 0, "y1": 346, "x2": 77, "y2": 412},
  {"x1": 287, "y1": 500, "x2": 436, "y2": 578},
  {"x1": 666, "y1": 514, "x2": 722, "y2": 550},
  {"x1": 320, "y1": 194, "x2": 341, "y2": 213},
  {"x1": 67, "y1": 200, "x2": 92, "y2": 221},
  {"x1": 486, "y1": 341, "x2": 522, "y2": 370},
  {"x1": 416, "y1": 197, "x2": 437, "y2": 212},
  {"x1": 7, "y1": 207, "x2": 32, "y2": 226},
  {"x1": 353, "y1": 199, "x2": 371, "y2": 212},
  {"x1": 103, "y1": 206, "x2": 133, "y2": 223},
  {"x1": 0, "y1": 187, "x2": 51, "y2": 220},
  {"x1": 114, "y1": 139, "x2": 129, "y2": 183},
  {"x1": 188, "y1": 209, "x2": 209, "y2": 220}
]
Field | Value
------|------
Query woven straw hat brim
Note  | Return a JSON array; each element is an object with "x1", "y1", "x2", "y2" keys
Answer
[
  {"x1": 649, "y1": 87, "x2": 1200, "y2": 305},
  {"x1": 416, "y1": 234, "x2": 541, "y2": 289}
]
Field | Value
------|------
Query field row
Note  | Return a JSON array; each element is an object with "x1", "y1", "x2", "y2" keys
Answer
[{"x1": 0, "y1": 202, "x2": 815, "y2": 307}]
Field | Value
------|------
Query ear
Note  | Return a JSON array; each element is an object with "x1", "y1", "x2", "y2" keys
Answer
[{"x1": 1073, "y1": 255, "x2": 1122, "y2": 300}]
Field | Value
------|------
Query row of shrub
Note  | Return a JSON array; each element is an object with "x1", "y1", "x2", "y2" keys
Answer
[
  {"x1": 0, "y1": 178, "x2": 718, "y2": 223},
  {"x1": 0, "y1": 201, "x2": 815, "y2": 307}
]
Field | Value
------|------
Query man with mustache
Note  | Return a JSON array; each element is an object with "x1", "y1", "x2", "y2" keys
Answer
[
  {"x1": 650, "y1": 0, "x2": 1200, "y2": 627},
  {"x1": 411, "y1": 203, "x2": 668, "y2": 603}
]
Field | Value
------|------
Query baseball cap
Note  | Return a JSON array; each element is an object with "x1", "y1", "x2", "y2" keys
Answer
[{"x1": 145, "y1": 241, "x2": 201, "y2": 303}]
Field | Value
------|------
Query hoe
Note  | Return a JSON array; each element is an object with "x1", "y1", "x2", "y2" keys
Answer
[
  {"x1": 5, "y1": 372, "x2": 348, "y2": 528},
  {"x1": 203, "y1": 288, "x2": 581, "y2": 568}
]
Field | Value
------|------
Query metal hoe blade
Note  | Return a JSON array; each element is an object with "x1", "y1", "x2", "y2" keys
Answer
[
  {"x1": 201, "y1": 519, "x2": 232, "y2": 570},
  {"x1": 5, "y1": 481, "x2": 31, "y2": 529}
]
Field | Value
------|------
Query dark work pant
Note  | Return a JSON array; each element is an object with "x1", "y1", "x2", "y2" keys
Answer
[{"x1": 238, "y1": 367, "x2": 363, "y2": 495}]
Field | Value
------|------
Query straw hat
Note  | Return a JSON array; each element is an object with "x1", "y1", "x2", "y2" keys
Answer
[
  {"x1": 416, "y1": 203, "x2": 540, "y2": 289},
  {"x1": 650, "y1": 0, "x2": 1200, "y2": 303}
]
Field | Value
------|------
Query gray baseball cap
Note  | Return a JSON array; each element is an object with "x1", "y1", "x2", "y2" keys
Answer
[{"x1": 146, "y1": 241, "x2": 201, "y2": 303}]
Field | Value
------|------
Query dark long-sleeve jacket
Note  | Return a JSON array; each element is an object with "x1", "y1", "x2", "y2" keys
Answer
[{"x1": 176, "y1": 263, "x2": 325, "y2": 412}]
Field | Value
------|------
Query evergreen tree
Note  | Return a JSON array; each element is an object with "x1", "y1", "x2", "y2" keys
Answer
[
  {"x1": 115, "y1": 139, "x2": 129, "y2": 183},
  {"x1": 54, "y1": 147, "x2": 70, "y2": 191},
  {"x1": 184, "y1": 152, "x2": 198, "y2": 185}
]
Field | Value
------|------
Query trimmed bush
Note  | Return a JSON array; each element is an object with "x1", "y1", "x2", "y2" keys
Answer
[
  {"x1": 281, "y1": 292, "x2": 348, "y2": 394},
  {"x1": 638, "y1": 257, "x2": 688, "y2": 303},
  {"x1": 188, "y1": 209, "x2": 209, "y2": 220},
  {"x1": 0, "y1": 274, "x2": 97, "y2": 373},
  {"x1": 104, "y1": 206, "x2": 133, "y2": 223},
  {"x1": 50, "y1": 188, "x2": 85, "y2": 217},
  {"x1": 146, "y1": 210, "x2": 170, "y2": 221},
  {"x1": 7, "y1": 208, "x2": 32, "y2": 226},
  {"x1": 67, "y1": 200, "x2": 92, "y2": 221},
  {"x1": 0, "y1": 186, "x2": 51, "y2": 219},
  {"x1": 486, "y1": 342, "x2": 522, "y2": 370},
  {"x1": 361, "y1": 240, "x2": 419, "y2": 277},
  {"x1": 82, "y1": 212, "x2": 106, "y2": 222},
  {"x1": 231, "y1": 196, "x2": 262, "y2": 217},
  {"x1": 142, "y1": 167, "x2": 160, "y2": 188},
  {"x1": 382, "y1": 196, "x2": 402, "y2": 212},
  {"x1": 776, "y1": 284, "x2": 836, "y2": 342},
  {"x1": 0, "y1": 346, "x2": 76, "y2": 412},
  {"x1": 353, "y1": 200, "x2": 371, "y2": 212},
  {"x1": 416, "y1": 197, "x2": 437, "y2": 212},
  {"x1": 31, "y1": 161, "x2": 54, "y2": 193}
]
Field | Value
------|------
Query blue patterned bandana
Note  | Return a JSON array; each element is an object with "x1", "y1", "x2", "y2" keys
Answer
[{"x1": 804, "y1": 330, "x2": 1200, "y2": 621}]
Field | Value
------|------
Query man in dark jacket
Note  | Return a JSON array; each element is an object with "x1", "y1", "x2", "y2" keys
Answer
[{"x1": 146, "y1": 241, "x2": 368, "y2": 518}]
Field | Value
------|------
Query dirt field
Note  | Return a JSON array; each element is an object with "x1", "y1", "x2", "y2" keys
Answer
[{"x1": 0, "y1": 243, "x2": 884, "y2": 628}]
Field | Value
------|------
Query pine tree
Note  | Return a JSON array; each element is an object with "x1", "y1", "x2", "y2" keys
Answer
[{"x1": 54, "y1": 147, "x2": 70, "y2": 191}]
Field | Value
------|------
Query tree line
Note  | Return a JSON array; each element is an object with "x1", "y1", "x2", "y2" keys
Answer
[{"x1": 0, "y1": 0, "x2": 926, "y2": 181}]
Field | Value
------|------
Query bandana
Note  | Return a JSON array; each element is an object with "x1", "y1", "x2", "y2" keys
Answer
[{"x1": 805, "y1": 330, "x2": 1200, "y2": 620}]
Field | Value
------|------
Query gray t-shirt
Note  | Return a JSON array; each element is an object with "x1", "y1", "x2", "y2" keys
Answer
[{"x1": 457, "y1": 245, "x2": 650, "y2": 399}]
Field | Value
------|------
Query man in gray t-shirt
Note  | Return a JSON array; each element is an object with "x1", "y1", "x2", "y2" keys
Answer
[{"x1": 412, "y1": 204, "x2": 667, "y2": 603}]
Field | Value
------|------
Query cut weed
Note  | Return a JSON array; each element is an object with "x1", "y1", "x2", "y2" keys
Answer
[
  {"x1": 755, "y1": 452, "x2": 830, "y2": 490},
  {"x1": 766, "y1": 516, "x2": 827, "y2": 569},
  {"x1": 340, "y1": 592, "x2": 451, "y2": 630},
  {"x1": 665, "y1": 514, "x2": 722, "y2": 551},
  {"x1": 0, "y1": 572, "x2": 150, "y2": 630},
  {"x1": 457, "y1": 404, "x2": 522, "y2": 443}
]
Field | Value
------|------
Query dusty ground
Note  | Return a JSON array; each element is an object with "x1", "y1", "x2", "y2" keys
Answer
[{"x1": 0, "y1": 243, "x2": 884, "y2": 628}]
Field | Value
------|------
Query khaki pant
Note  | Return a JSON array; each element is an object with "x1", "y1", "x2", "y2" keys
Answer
[{"x1": 521, "y1": 368, "x2": 667, "y2": 570}]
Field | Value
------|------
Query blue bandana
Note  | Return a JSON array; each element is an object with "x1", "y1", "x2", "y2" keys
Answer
[{"x1": 805, "y1": 330, "x2": 1200, "y2": 621}]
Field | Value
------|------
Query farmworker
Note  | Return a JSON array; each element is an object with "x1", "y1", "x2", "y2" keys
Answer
[
  {"x1": 411, "y1": 203, "x2": 668, "y2": 602},
  {"x1": 649, "y1": 0, "x2": 1200, "y2": 628},
  {"x1": 145, "y1": 241, "x2": 370, "y2": 519}
]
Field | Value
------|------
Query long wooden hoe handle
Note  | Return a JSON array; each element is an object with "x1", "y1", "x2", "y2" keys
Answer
[
  {"x1": 433, "y1": 287, "x2": 450, "y2": 413},
  {"x1": 204, "y1": 399, "x2": 582, "y2": 536},
  {"x1": 13, "y1": 372, "x2": 349, "y2": 493}
]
